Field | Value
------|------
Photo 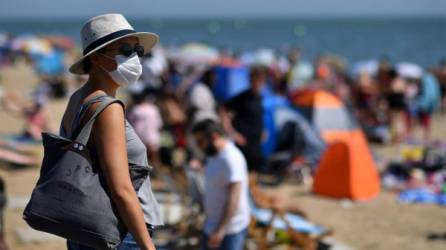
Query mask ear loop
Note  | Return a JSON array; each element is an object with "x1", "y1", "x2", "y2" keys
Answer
[
  {"x1": 94, "y1": 52, "x2": 117, "y2": 73},
  {"x1": 96, "y1": 52, "x2": 116, "y2": 62}
]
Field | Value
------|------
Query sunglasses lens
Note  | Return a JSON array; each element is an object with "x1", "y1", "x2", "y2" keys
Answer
[
  {"x1": 135, "y1": 45, "x2": 145, "y2": 57},
  {"x1": 120, "y1": 44, "x2": 133, "y2": 57},
  {"x1": 117, "y1": 44, "x2": 145, "y2": 57}
]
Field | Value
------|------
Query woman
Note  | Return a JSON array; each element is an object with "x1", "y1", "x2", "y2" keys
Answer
[
  {"x1": 60, "y1": 14, "x2": 163, "y2": 250},
  {"x1": 127, "y1": 92, "x2": 163, "y2": 169},
  {"x1": 386, "y1": 70, "x2": 407, "y2": 143}
]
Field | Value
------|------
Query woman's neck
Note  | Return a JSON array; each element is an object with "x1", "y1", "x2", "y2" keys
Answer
[{"x1": 84, "y1": 69, "x2": 118, "y2": 97}]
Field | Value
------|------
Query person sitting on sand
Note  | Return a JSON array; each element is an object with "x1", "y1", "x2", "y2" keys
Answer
[
  {"x1": 0, "y1": 146, "x2": 39, "y2": 167},
  {"x1": 0, "y1": 92, "x2": 56, "y2": 141}
]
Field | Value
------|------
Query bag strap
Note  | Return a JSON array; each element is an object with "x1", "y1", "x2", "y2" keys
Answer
[
  {"x1": 75, "y1": 96, "x2": 124, "y2": 145},
  {"x1": 65, "y1": 95, "x2": 109, "y2": 139}
]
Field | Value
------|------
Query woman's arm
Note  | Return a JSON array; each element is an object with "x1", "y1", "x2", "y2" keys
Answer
[{"x1": 91, "y1": 102, "x2": 155, "y2": 250}]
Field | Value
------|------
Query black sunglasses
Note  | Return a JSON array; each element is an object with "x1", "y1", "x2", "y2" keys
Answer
[{"x1": 102, "y1": 43, "x2": 145, "y2": 57}]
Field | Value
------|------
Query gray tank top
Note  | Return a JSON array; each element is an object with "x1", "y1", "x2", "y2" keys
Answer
[{"x1": 60, "y1": 95, "x2": 163, "y2": 226}]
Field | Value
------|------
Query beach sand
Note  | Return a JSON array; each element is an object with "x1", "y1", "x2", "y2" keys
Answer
[{"x1": 1, "y1": 64, "x2": 445, "y2": 250}]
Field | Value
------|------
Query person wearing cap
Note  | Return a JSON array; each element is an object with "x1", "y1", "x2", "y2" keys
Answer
[{"x1": 61, "y1": 14, "x2": 163, "y2": 250}]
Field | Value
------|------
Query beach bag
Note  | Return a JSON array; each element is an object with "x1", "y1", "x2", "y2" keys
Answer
[{"x1": 23, "y1": 98, "x2": 151, "y2": 249}]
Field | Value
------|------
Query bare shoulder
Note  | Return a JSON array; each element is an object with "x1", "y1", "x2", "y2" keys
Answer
[
  {"x1": 89, "y1": 101, "x2": 125, "y2": 125},
  {"x1": 98, "y1": 102, "x2": 124, "y2": 120},
  {"x1": 91, "y1": 102, "x2": 126, "y2": 148}
]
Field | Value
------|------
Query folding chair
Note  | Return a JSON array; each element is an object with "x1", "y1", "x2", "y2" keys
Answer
[{"x1": 248, "y1": 176, "x2": 332, "y2": 250}]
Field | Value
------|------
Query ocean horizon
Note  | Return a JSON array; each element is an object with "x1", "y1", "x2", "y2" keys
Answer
[{"x1": 1, "y1": 17, "x2": 445, "y2": 66}]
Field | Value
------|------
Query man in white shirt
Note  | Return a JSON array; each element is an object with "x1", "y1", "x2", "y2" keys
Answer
[{"x1": 191, "y1": 119, "x2": 250, "y2": 250}]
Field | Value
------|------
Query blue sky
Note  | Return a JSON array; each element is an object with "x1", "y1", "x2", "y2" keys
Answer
[{"x1": 1, "y1": 0, "x2": 445, "y2": 18}]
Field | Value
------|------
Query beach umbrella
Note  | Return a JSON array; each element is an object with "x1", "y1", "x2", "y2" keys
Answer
[
  {"x1": 142, "y1": 46, "x2": 168, "y2": 77},
  {"x1": 277, "y1": 55, "x2": 291, "y2": 74},
  {"x1": 44, "y1": 36, "x2": 75, "y2": 50},
  {"x1": 239, "y1": 51, "x2": 256, "y2": 66},
  {"x1": 351, "y1": 60, "x2": 379, "y2": 78},
  {"x1": 10, "y1": 36, "x2": 28, "y2": 51},
  {"x1": 240, "y1": 49, "x2": 277, "y2": 67},
  {"x1": 253, "y1": 48, "x2": 276, "y2": 67},
  {"x1": 288, "y1": 62, "x2": 314, "y2": 90},
  {"x1": 12, "y1": 36, "x2": 53, "y2": 56},
  {"x1": 177, "y1": 43, "x2": 219, "y2": 64},
  {"x1": 25, "y1": 37, "x2": 53, "y2": 56},
  {"x1": 397, "y1": 62, "x2": 423, "y2": 79},
  {"x1": 0, "y1": 33, "x2": 9, "y2": 48}
]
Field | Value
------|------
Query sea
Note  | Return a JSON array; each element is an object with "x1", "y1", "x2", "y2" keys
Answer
[{"x1": 0, "y1": 17, "x2": 445, "y2": 67}]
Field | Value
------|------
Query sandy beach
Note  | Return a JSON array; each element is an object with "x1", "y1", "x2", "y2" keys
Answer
[{"x1": 1, "y1": 63, "x2": 446, "y2": 250}]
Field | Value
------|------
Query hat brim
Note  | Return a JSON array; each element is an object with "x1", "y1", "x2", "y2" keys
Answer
[{"x1": 69, "y1": 32, "x2": 159, "y2": 75}]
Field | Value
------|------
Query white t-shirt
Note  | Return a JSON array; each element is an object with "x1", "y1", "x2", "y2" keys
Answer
[{"x1": 204, "y1": 141, "x2": 250, "y2": 235}]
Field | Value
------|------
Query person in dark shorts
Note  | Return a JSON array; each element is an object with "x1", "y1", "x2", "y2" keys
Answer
[
  {"x1": 385, "y1": 69, "x2": 408, "y2": 143},
  {"x1": 221, "y1": 65, "x2": 266, "y2": 172}
]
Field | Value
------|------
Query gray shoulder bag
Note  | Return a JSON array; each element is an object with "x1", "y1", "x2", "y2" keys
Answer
[{"x1": 23, "y1": 97, "x2": 150, "y2": 249}]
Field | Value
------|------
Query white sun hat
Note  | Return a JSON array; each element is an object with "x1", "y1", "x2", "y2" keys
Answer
[
  {"x1": 396, "y1": 62, "x2": 424, "y2": 80},
  {"x1": 69, "y1": 13, "x2": 159, "y2": 75}
]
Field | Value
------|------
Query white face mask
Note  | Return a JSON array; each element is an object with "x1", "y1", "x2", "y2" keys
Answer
[{"x1": 98, "y1": 52, "x2": 142, "y2": 87}]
